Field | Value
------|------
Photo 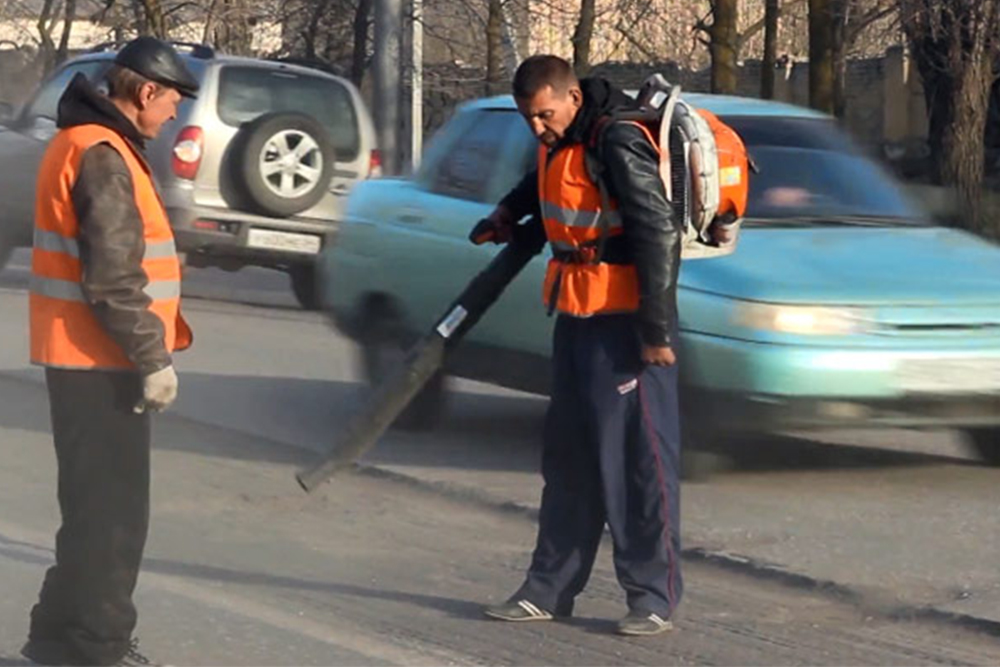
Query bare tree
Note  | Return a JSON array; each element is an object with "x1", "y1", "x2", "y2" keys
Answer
[
  {"x1": 829, "y1": 0, "x2": 898, "y2": 117},
  {"x1": 571, "y1": 0, "x2": 595, "y2": 77},
  {"x1": 761, "y1": 0, "x2": 779, "y2": 97},
  {"x1": 55, "y1": 0, "x2": 79, "y2": 64},
  {"x1": 35, "y1": 0, "x2": 67, "y2": 73},
  {"x1": 901, "y1": 0, "x2": 1000, "y2": 231},
  {"x1": 211, "y1": 0, "x2": 253, "y2": 55},
  {"x1": 133, "y1": 0, "x2": 167, "y2": 38},
  {"x1": 708, "y1": 0, "x2": 739, "y2": 94},
  {"x1": 808, "y1": 0, "x2": 834, "y2": 112},
  {"x1": 300, "y1": 0, "x2": 332, "y2": 57},
  {"x1": 351, "y1": 0, "x2": 373, "y2": 85},
  {"x1": 830, "y1": 0, "x2": 848, "y2": 116},
  {"x1": 486, "y1": 0, "x2": 504, "y2": 93}
]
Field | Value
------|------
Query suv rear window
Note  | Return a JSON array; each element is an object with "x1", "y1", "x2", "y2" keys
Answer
[{"x1": 217, "y1": 66, "x2": 360, "y2": 161}]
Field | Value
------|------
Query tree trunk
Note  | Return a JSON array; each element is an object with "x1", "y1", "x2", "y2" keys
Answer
[
  {"x1": 572, "y1": 0, "x2": 596, "y2": 78},
  {"x1": 202, "y1": 0, "x2": 220, "y2": 45},
  {"x1": 808, "y1": 0, "x2": 835, "y2": 113},
  {"x1": 905, "y1": 0, "x2": 1000, "y2": 232},
  {"x1": 761, "y1": 0, "x2": 780, "y2": 98},
  {"x1": 135, "y1": 0, "x2": 167, "y2": 39},
  {"x1": 55, "y1": 0, "x2": 77, "y2": 65},
  {"x1": 710, "y1": 0, "x2": 739, "y2": 94},
  {"x1": 351, "y1": 0, "x2": 374, "y2": 87},
  {"x1": 303, "y1": 0, "x2": 331, "y2": 59},
  {"x1": 940, "y1": 59, "x2": 993, "y2": 231},
  {"x1": 485, "y1": 0, "x2": 504, "y2": 95},
  {"x1": 215, "y1": 0, "x2": 253, "y2": 56},
  {"x1": 830, "y1": 0, "x2": 849, "y2": 118},
  {"x1": 36, "y1": 0, "x2": 58, "y2": 74}
]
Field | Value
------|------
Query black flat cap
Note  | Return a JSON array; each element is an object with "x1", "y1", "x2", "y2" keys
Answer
[{"x1": 114, "y1": 37, "x2": 200, "y2": 99}]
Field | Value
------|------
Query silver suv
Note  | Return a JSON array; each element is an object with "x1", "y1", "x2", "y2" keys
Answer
[{"x1": 0, "y1": 43, "x2": 378, "y2": 308}]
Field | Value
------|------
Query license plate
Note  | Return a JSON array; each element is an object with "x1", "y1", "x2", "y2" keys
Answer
[
  {"x1": 896, "y1": 357, "x2": 1000, "y2": 394},
  {"x1": 247, "y1": 229, "x2": 322, "y2": 254}
]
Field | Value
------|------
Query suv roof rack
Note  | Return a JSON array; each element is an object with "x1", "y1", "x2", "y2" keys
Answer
[
  {"x1": 268, "y1": 56, "x2": 343, "y2": 76},
  {"x1": 87, "y1": 40, "x2": 216, "y2": 60}
]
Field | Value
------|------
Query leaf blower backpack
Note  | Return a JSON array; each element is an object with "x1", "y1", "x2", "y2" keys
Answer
[{"x1": 586, "y1": 73, "x2": 751, "y2": 260}]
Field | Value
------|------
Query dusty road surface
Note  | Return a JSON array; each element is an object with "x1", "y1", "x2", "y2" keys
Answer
[{"x1": 1, "y1": 254, "x2": 998, "y2": 665}]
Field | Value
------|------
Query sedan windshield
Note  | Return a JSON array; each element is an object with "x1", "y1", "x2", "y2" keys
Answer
[{"x1": 720, "y1": 116, "x2": 925, "y2": 225}]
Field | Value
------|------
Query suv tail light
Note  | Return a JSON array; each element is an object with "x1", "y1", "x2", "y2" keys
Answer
[
  {"x1": 172, "y1": 126, "x2": 204, "y2": 180},
  {"x1": 368, "y1": 149, "x2": 383, "y2": 178}
]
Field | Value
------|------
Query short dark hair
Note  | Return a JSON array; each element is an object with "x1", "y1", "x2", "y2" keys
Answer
[
  {"x1": 512, "y1": 55, "x2": 578, "y2": 99},
  {"x1": 105, "y1": 64, "x2": 162, "y2": 101}
]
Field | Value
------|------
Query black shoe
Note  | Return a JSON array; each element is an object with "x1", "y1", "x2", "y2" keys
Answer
[
  {"x1": 484, "y1": 598, "x2": 556, "y2": 622},
  {"x1": 115, "y1": 639, "x2": 164, "y2": 667},
  {"x1": 20, "y1": 639, "x2": 77, "y2": 666},
  {"x1": 616, "y1": 610, "x2": 674, "y2": 636}
]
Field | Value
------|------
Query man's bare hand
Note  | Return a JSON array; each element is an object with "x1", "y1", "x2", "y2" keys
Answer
[{"x1": 641, "y1": 345, "x2": 677, "y2": 366}]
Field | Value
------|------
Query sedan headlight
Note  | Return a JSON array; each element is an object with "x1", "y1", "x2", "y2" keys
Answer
[{"x1": 733, "y1": 303, "x2": 868, "y2": 335}]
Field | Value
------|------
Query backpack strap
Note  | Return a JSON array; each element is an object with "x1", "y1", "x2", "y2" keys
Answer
[
  {"x1": 584, "y1": 115, "x2": 616, "y2": 265},
  {"x1": 583, "y1": 108, "x2": 667, "y2": 266}
]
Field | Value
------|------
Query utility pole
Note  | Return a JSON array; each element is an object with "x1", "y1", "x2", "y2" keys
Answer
[
  {"x1": 374, "y1": 0, "x2": 401, "y2": 175},
  {"x1": 401, "y1": 0, "x2": 422, "y2": 171}
]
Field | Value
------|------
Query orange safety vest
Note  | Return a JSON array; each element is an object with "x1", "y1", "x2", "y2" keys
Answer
[
  {"x1": 539, "y1": 122, "x2": 658, "y2": 317},
  {"x1": 29, "y1": 124, "x2": 192, "y2": 370}
]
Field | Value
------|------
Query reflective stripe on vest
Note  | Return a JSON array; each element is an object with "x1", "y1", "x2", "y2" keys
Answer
[
  {"x1": 29, "y1": 124, "x2": 192, "y2": 370},
  {"x1": 33, "y1": 227, "x2": 179, "y2": 260},
  {"x1": 537, "y1": 122, "x2": 658, "y2": 318}
]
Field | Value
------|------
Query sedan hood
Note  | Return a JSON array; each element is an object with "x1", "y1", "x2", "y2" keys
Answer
[{"x1": 680, "y1": 225, "x2": 1000, "y2": 306}]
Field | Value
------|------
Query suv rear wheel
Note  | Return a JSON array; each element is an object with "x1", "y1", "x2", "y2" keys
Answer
[
  {"x1": 289, "y1": 265, "x2": 320, "y2": 310},
  {"x1": 231, "y1": 112, "x2": 335, "y2": 217}
]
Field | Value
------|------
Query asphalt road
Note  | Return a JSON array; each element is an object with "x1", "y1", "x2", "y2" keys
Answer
[{"x1": 1, "y1": 251, "x2": 998, "y2": 665}]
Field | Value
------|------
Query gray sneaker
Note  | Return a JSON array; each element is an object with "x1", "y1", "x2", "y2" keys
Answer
[
  {"x1": 484, "y1": 598, "x2": 555, "y2": 622},
  {"x1": 616, "y1": 610, "x2": 674, "y2": 636}
]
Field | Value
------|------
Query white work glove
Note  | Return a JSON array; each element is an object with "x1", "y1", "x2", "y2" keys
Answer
[{"x1": 134, "y1": 365, "x2": 178, "y2": 414}]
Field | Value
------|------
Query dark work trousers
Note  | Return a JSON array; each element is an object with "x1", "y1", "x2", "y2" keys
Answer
[
  {"x1": 28, "y1": 368, "x2": 151, "y2": 666},
  {"x1": 516, "y1": 314, "x2": 683, "y2": 618}
]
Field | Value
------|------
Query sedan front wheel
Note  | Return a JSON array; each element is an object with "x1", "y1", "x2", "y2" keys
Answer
[
  {"x1": 965, "y1": 428, "x2": 1000, "y2": 466},
  {"x1": 358, "y1": 301, "x2": 449, "y2": 432}
]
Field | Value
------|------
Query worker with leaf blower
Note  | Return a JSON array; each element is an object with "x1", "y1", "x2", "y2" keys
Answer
[{"x1": 472, "y1": 54, "x2": 748, "y2": 636}]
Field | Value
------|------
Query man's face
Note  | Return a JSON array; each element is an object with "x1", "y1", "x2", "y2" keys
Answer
[
  {"x1": 515, "y1": 84, "x2": 582, "y2": 148},
  {"x1": 135, "y1": 83, "x2": 181, "y2": 139}
]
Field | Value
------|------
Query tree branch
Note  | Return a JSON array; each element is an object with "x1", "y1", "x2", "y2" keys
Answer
[
  {"x1": 846, "y1": 2, "x2": 898, "y2": 43},
  {"x1": 613, "y1": 20, "x2": 660, "y2": 62},
  {"x1": 736, "y1": 0, "x2": 808, "y2": 50}
]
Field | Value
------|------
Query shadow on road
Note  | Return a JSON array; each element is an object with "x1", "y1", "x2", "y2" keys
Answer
[
  {"x1": 0, "y1": 656, "x2": 31, "y2": 666},
  {"x1": 0, "y1": 367, "x2": 978, "y2": 480},
  {"x1": 171, "y1": 372, "x2": 976, "y2": 477},
  {"x1": 164, "y1": 372, "x2": 546, "y2": 475},
  {"x1": 0, "y1": 529, "x2": 486, "y2": 623},
  {"x1": 703, "y1": 433, "x2": 977, "y2": 475}
]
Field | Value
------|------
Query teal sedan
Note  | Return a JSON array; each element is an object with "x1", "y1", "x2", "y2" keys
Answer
[{"x1": 316, "y1": 94, "x2": 1000, "y2": 466}]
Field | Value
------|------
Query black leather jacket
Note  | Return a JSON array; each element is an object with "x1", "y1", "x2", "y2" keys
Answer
[
  {"x1": 55, "y1": 74, "x2": 173, "y2": 374},
  {"x1": 499, "y1": 78, "x2": 681, "y2": 348}
]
